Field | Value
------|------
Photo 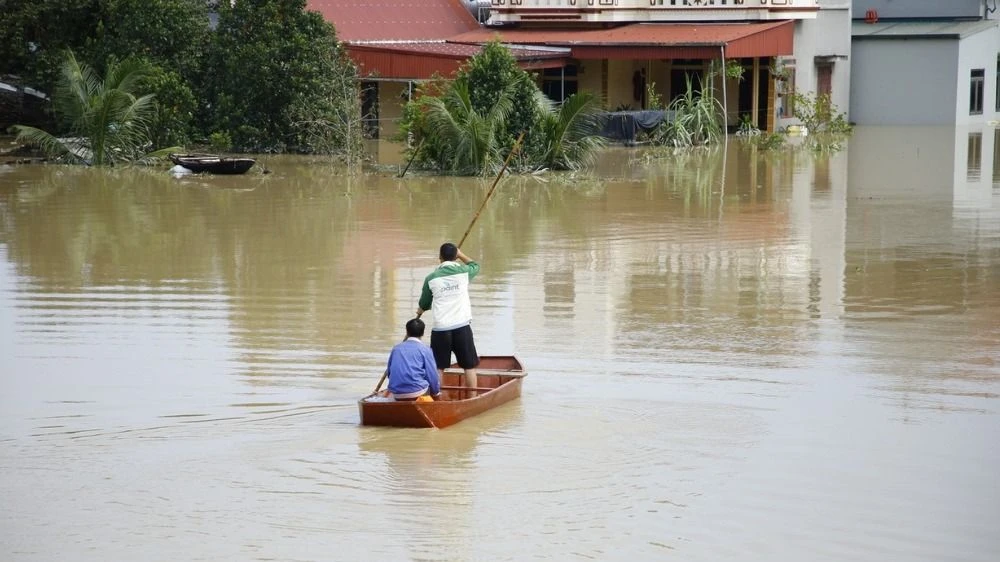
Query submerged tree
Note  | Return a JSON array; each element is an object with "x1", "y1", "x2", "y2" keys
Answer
[
  {"x1": 420, "y1": 79, "x2": 514, "y2": 175},
  {"x1": 398, "y1": 43, "x2": 605, "y2": 175},
  {"x1": 457, "y1": 41, "x2": 542, "y2": 162},
  {"x1": 13, "y1": 50, "x2": 175, "y2": 165},
  {"x1": 204, "y1": 0, "x2": 362, "y2": 155},
  {"x1": 537, "y1": 91, "x2": 606, "y2": 171}
]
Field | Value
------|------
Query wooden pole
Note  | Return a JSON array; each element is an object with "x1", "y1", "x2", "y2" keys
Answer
[
  {"x1": 457, "y1": 131, "x2": 525, "y2": 247},
  {"x1": 373, "y1": 370, "x2": 388, "y2": 393},
  {"x1": 398, "y1": 137, "x2": 425, "y2": 178}
]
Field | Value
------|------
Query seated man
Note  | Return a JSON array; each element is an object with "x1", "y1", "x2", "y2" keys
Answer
[{"x1": 385, "y1": 318, "x2": 442, "y2": 401}]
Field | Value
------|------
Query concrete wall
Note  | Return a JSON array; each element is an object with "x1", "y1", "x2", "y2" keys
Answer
[
  {"x1": 852, "y1": 0, "x2": 982, "y2": 19},
  {"x1": 954, "y1": 26, "x2": 1000, "y2": 125},
  {"x1": 378, "y1": 81, "x2": 409, "y2": 140},
  {"x1": 780, "y1": 0, "x2": 852, "y2": 128},
  {"x1": 849, "y1": 38, "x2": 959, "y2": 125},
  {"x1": 578, "y1": 60, "x2": 604, "y2": 106},
  {"x1": 607, "y1": 59, "x2": 635, "y2": 110}
]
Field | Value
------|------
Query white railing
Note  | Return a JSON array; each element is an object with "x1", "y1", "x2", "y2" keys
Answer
[
  {"x1": 488, "y1": 0, "x2": 820, "y2": 23},
  {"x1": 491, "y1": 0, "x2": 817, "y2": 6}
]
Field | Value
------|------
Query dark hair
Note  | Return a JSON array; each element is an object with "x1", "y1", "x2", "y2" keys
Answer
[
  {"x1": 439, "y1": 242, "x2": 458, "y2": 261},
  {"x1": 406, "y1": 318, "x2": 425, "y2": 338}
]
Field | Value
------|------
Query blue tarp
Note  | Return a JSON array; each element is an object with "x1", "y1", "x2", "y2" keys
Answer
[{"x1": 598, "y1": 110, "x2": 675, "y2": 145}]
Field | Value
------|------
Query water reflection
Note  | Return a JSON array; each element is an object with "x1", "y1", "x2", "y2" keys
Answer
[{"x1": 967, "y1": 132, "x2": 983, "y2": 182}]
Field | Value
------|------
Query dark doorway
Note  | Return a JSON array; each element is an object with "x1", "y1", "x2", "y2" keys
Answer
[
  {"x1": 735, "y1": 61, "x2": 771, "y2": 131},
  {"x1": 737, "y1": 66, "x2": 753, "y2": 128},
  {"x1": 756, "y1": 65, "x2": 769, "y2": 130},
  {"x1": 816, "y1": 63, "x2": 833, "y2": 98},
  {"x1": 361, "y1": 81, "x2": 379, "y2": 139},
  {"x1": 670, "y1": 68, "x2": 703, "y2": 102}
]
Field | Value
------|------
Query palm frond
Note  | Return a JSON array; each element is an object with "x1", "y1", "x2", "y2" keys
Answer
[
  {"x1": 539, "y1": 92, "x2": 606, "y2": 170},
  {"x1": 20, "y1": 50, "x2": 162, "y2": 166},
  {"x1": 12, "y1": 125, "x2": 83, "y2": 162}
]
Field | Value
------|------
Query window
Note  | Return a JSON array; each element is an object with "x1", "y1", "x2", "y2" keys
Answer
[
  {"x1": 970, "y1": 69, "x2": 985, "y2": 115},
  {"x1": 541, "y1": 65, "x2": 579, "y2": 103}
]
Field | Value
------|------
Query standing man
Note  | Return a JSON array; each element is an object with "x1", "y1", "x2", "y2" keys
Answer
[{"x1": 416, "y1": 243, "x2": 480, "y2": 390}]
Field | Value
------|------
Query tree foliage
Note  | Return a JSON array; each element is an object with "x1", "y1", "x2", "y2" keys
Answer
[
  {"x1": 90, "y1": 0, "x2": 209, "y2": 78},
  {"x1": 204, "y1": 0, "x2": 361, "y2": 153},
  {"x1": 421, "y1": 78, "x2": 514, "y2": 175},
  {"x1": 398, "y1": 43, "x2": 605, "y2": 175},
  {"x1": 4, "y1": 0, "x2": 362, "y2": 156},
  {"x1": 0, "y1": 0, "x2": 102, "y2": 93},
  {"x1": 537, "y1": 91, "x2": 606, "y2": 171},
  {"x1": 456, "y1": 41, "x2": 541, "y2": 159}
]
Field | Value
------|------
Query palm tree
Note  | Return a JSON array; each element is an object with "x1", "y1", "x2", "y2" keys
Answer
[
  {"x1": 421, "y1": 78, "x2": 514, "y2": 176},
  {"x1": 14, "y1": 51, "x2": 173, "y2": 166},
  {"x1": 537, "y1": 91, "x2": 607, "y2": 171}
]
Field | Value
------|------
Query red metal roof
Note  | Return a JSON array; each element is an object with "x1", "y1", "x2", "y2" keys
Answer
[
  {"x1": 448, "y1": 20, "x2": 795, "y2": 58},
  {"x1": 306, "y1": 0, "x2": 480, "y2": 42}
]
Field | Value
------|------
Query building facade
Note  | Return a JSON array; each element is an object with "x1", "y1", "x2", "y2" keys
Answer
[
  {"x1": 479, "y1": 0, "x2": 852, "y2": 132},
  {"x1": 850, "y1": 0, "x2": 1000, "y2": 126},
  {"x1": 308, "y1": 0, "x2": 852, "y2": 138}
]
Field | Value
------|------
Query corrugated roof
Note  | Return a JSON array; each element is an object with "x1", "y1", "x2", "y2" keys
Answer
[
  {"x1": 450, "y1": 21, "x2": 790, "y2": 47},
  {"x1": 352, "y1": 42, "x2": 566, "y2": 59},
  {"x1": 852, "y1": 19, "x2": 998, "y2": 39},
  {"x1": 307, "y1": 0, "x2": 480, "y2": 43},
  {"x1": 348, "y1": 42, "x2": 570, "y2": 79},
  {"x1": 448, "y1": 21, "x2": 794, "y2": 58}
]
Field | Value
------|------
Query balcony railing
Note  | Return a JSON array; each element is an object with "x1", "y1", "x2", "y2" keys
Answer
[{"x1": 487, "y1": 0, "x2": 820, "y2": 24}]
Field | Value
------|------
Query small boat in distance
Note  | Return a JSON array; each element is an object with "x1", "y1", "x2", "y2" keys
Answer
[
  {"x1": 169, "y1": 153, "x2": 256, "y2": 175},
  {"x1": 359, "y1": 356, "x2": 526, "y2": 429}
]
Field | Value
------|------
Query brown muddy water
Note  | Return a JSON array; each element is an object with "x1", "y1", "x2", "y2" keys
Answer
[{"x1": 1, "y1": 127, "x2": 998, "y2": 561}]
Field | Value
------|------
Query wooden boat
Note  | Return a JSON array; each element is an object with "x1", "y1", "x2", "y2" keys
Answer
[
  {"x1": 359, "y1": 356, "x2": 525, "y2": 429},
  {"x1": 169, "y1": 153, "x2": 255, "y2": 175}
]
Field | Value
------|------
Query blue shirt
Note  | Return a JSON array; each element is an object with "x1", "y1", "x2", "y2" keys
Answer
[{"x1": 386, "y1": 338, "x2": 441, "y2": 397}]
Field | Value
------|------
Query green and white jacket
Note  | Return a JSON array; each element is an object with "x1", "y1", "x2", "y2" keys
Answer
[{"x1": 419, "y1": 260, "x2": 480, "y2": 331}]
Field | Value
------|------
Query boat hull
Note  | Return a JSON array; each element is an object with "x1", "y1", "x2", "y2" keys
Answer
[
  {"x1": 359, "y1": 356, "x2": 525, "y2": 429},
  {"x1": 169, "y1": 153, "x2": 255, "y2": 175}
]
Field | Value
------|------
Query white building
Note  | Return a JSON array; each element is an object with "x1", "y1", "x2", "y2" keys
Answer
[
  {"x1": 778, "y1": 0, "x2": 853, "y2": 129},
  {"x1": 850, "y1": 0, "x2": 1000, "y2": 125}
]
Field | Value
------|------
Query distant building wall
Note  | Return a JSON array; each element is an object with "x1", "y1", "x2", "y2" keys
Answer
[
  {"x1": 607, "y1": 59, "x2": 633, "y2": 110},
  {"x1": 849, "y1": 38, "x2": 959, "y2": 125},
  {"x1": 378, "y1": 82, "x2": 408, "y2": 141},
  {"x1": 578, "y1": 61, "x2": 603, "y2": 105},
  {"x1": 954, "y1": 26, "x2": 1000, "y2": 125},
  {"x1": 851, "y1": 0, "x2": 983, "y2": 19}
]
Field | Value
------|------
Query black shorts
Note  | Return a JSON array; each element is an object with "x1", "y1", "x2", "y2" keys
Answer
[{"x1": 430, "y1": 325, "x2": 480, "y2": 370}]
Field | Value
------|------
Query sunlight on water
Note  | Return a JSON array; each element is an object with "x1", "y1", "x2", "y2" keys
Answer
[{"x1": 1, "y1": 128, "x2": 998, "y2": 561}]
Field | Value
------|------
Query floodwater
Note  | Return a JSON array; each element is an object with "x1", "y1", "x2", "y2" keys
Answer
[{"x1": 1, "y1": 127, "x2": 998, "y2": 561}]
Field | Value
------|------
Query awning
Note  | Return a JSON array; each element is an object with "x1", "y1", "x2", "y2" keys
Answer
[
  {"x1": 348, "y1": 42, "x2": 571, "y2": 80},
  {"x1": 448, "y1": 20, "x2": 795, "y2": 59}
]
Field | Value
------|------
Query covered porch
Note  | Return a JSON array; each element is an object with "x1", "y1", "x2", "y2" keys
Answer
[{"x1": 449, "y1": 20, "x2": 795, "y2": 132}]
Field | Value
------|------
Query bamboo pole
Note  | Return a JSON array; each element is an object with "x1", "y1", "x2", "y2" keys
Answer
[{"x1": 457, "y1": 131, "x2": 526, "y2": 247}]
